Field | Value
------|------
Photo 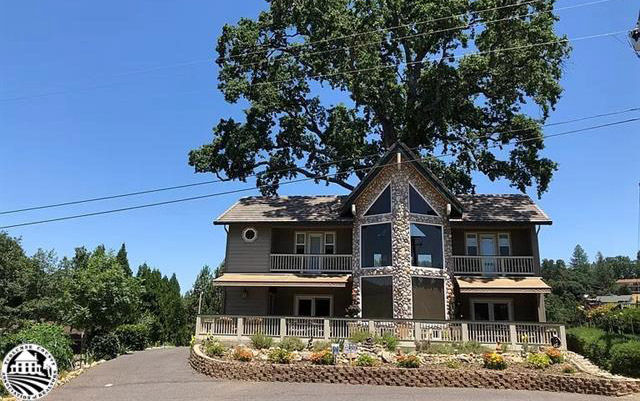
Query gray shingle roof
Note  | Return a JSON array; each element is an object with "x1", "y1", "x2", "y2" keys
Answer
[
  {"x1": 215, "y1": 195, "x2": 349, "y2": 224},
  {"x1": 215, "y1": 193, "x2": 551, "y2": 225},
  {"x1": 453, "y1": 194, "x2": 551, "y2": 224}
]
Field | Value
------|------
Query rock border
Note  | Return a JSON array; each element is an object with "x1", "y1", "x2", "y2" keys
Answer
[{"x1": 189, "y1": 345, "x2": 640, "y2": 397}]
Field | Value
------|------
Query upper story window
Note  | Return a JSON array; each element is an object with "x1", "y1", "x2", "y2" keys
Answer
[
  {"x1": 465, "y1": 233, "x2": 511, "y2": 256},
  {"x1": 294, "y1": 231, "x2": 336, "y2": 254},
  {"x1": 498, "y1": 233, "x2": 511, "y2": 256},
  {"x1": 466, "y1": 234, "x2": 478, "y2": 256},
  {"x1": 365, "y1": 185, "x2": 391, "y2": 216},
  {"x1": 409, "y1": 184, "x2": 437, "y2": 216},
  {"x1": 242, "y1": 227, "x2": 258, "y2": 243},
  {"x1": 324, "y1": 233, "x2": 335, "y2": 254},
  {"x1": 295, "y1": 233, "x2": 306, "y2": 254},
  {"x1": 410, "y1": 223, "x2": 443, "y2": 268},
  {"x1": 361, "y1": 223, "x2": 392, "y2": 268}
]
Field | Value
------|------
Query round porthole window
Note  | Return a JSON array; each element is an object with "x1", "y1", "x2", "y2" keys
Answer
[{"x1": 242, "y1": 227, "x2": 258, "y2": 243}]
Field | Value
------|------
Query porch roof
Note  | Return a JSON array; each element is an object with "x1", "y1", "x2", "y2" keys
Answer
[
  {"x1": 212, "y1": 273, "x2": 350, "y2": 288},
  {"x1": 455, "y1": 276, "x2": 551, "y2": 294}
]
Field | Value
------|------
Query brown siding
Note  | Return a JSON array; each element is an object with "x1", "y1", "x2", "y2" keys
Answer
[
  {"x1": 225, "y1": 224, "x2": 272, "y2": 273},
  {"x1": 458, "y1": 293, "x2": 539, "y2": 322},
  {"x1": 224, "y1": 287, "x2": 269, "y2": 315},
  {"x1": 272, "y1": 286, "x2": 352, "y2": 317},
  {"x1": 451, "y1": 226, "x2": 534, "y2": 256},
  {"x1": 271, "y1": 227, "x2": 352, "y2": 254}
]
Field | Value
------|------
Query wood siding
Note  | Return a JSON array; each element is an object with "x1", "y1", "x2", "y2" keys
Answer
[
  {"x1": 225, "y1": 224, "x2": 272, "y2": 273},
  {"x1": 271, "y1": 227, "x2": 352, "y2": 254},
  {"x1": 451, "y1": 226, "x2": 535, "y2": 256},
  {"x1": 224, "y1": 287, "x2": 269, "y2": 315}
]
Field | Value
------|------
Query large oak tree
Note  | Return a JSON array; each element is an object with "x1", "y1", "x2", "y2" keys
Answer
[{"x1": 189, "y1": 0, "x2": 570, "y2": 196}]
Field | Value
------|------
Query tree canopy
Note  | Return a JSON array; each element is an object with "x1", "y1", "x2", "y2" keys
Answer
[{"x1": 189, "y1": 0, "x2": 571, "y2": 196}]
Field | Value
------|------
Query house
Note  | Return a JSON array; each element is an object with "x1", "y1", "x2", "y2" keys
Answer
[
  {"x1": 615, "y1": 278, "x2": 640, "y2": 303},
  {"x1": 209, "y1": 142, "x2": 552, "y2": 326}
]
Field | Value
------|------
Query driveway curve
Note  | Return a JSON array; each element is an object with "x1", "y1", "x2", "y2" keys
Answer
[{"x1": 45, "y1": 347, "x2": 632, "y2": 401}]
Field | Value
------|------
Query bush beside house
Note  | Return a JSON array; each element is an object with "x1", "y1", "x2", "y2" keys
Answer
[{"x1": 567, "y1": 326, "x2": 640, "y2": 377}]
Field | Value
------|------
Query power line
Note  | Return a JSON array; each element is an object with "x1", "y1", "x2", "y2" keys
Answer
[
  {"x1": 2, "y1": 106, "x2": 638, "y2": 216},
  {"x1": 255, "y1": 29, "x2": 629, "y2": 87},
  {"x1": 231, "y1": 0, "x2": 615, "y2": 70},
  {"x1": 1, "y1": 117, "x2": 637, "y2": 230}
]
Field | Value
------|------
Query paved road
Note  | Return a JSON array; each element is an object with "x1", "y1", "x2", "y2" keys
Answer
[{"x1": 46, "y1": 347, "x2": 636, "y2": 401}]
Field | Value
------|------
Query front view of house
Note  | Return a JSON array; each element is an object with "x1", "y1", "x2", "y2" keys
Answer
[{"x1": 210, "y1": 143, "x2": 551, "y2": 326}]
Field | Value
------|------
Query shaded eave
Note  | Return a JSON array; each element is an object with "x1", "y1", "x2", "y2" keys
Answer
[{"x1": 340, "y1": 142, "x2": 463, "y2": 215}]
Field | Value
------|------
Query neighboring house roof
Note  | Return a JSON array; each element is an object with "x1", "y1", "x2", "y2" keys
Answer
[
  {"x1": 452, "y1": 194, "x2": 552, "y2": 225},
  {"x1": 212, "y1": 273, "x2": 350, "y2": 287},
  {"x1": 456, "y1": 277, "x2": 551, "y2": 294},
  {"x1": 215, "y1": 195, "x2": 349, "y2": 224},
  {"x1": 594, "y1": 295, "x2": 633, "y2": 304},
  {"x1": 616, "y1": 278, "x2": 640, "y2": 284},
  {"x1": 339, "y1": 142, "x2": 464, "y2": 215}
]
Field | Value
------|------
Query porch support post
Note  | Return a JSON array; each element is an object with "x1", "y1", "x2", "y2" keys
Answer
[
  {"x1": 509, "y1": 324, "x2": 517, "y2": 347},
  {"x1": 559, "y1": 325, "x2": 567, "y2": 350},
  {"x1": 368, "y1": 320, "x2": 375, "y2": 335},
  {"x1": 461, "y1": 323, "x2": 469, "y2": 342},
  {"x1": 414, "y1": 322, "x2": 422, "y2": 341},
  {"x1": 195, "y1": 315, "x2": 202, "y2": 338},
  {"x1": 323, "y1": 319, "x2": 330, "y2": 340},
  {"x1": 280, "y1": 318, "x2": 286, "y2": 339},
  {"x1": 237, "y1": 317, "x2": 244, "y2": 340},
  {"x1": 537, "y1": 293, "x2": 547, "y2": 322}
]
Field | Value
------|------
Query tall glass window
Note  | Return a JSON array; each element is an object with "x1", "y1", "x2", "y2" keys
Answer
[
  {"x1": 361, "y1": 276, "x2": 393, "y2": 318},
  {"x1": 361, "y1": 223, "x2": 392, "y2": 267},
  {"x1": 410, "y1": 223, "x2": 443, "y2": 268}
]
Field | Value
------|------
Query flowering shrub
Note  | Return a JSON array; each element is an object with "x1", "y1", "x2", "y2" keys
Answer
[
  {"x1": 310, "y1": 350, "x2": 335, "y2": 365},
  {"x1": 527, "y1": 353, "x2": 551, "y2": 369},
  {"x1": 545, "y1": 347, "x2": 564, "y2": 364},
  {"x1": 268, "y1": 348, "x2": 293, "y2": 364},
  {"x1": 355, "y1": 354, "x2": 379, "y2": 367},
  {"x1": 232, "y1": 346, "x2": 253, "y2": 362},
  {"x1": 279, "y1": 337, "x2": 305, "y2": 352},
  {"x1": 204, "y1": 339, "x2": 226, "y2": 357},
  {"x1": 396, "y1": 355, "x2": 421, "y2": 368},
  {"x1": 562, "y1": 364, "x2": 577, "y2": 374},
  {"x1": 483, "y1": 352, "x2": 507, "y2": 370}
]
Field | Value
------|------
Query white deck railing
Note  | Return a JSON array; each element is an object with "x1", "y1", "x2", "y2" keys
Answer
[
  {"x1": 452, "y1": 256, "x2": 536, "y2": 275},
  {"x1": 270, "y1": 254, "x2": 352, "y2": 273},
  {"x1": 196, "y1": 315, "x2": 566, "y2": 349}
]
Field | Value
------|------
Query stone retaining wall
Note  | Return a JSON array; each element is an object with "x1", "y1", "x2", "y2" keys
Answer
[{"x1": 190, "y1": 345, "x2": 640, "y2": 397}]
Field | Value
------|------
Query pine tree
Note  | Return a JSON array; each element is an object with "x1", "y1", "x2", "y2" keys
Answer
[
  {"x1": 570, "y1": 245, "x2": 589, "y2": 268},
  {"x1": 116, "y1": 243, "x2": 132, "y2": 276}
]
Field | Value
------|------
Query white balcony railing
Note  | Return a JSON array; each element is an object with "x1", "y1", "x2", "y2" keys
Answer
[
  {"x1": 452, "y1": 256, "x2": 536, "y2": 275},
  {"x1": 196, "y1": 315, "x2": 566, "y2": 349},
  {"x1": 270, "y1": 254, "x2": 352, "y2": 273}
]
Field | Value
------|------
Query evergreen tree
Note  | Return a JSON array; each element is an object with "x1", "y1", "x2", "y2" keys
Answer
[
  {"x1": 116, "y1": 243, "x2": 132, "y2": 276},
  {"x1": 570, "y1": 245, "x2": 589, "y2": 268}
]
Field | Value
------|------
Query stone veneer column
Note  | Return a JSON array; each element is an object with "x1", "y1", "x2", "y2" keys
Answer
[{"x1": 351, "y1": 160, "x2": 456, "y2": 319}]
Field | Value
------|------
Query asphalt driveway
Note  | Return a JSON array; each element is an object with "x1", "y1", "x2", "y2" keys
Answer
[{"x1": 45, "y1": 347, "x2": 636, "y2": 401}]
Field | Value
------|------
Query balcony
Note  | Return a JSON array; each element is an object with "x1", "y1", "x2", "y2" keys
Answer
[
  {"x1": 452, "y1": 256, "x2": 536, "y2": 276},
  {"x1": 270, "y1": 254, "x2": 352, "y2": 273}
]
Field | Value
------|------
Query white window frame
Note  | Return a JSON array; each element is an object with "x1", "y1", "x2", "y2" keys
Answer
[
  {"x1": 409, "y1": 221, "x2": 445, "y2": 271},
  {"x1": 465, "y1": 233, "x2": 478, "y2": 256},
  {"x1": 407, "y1": 183, "x2": 440, "y2": 217},
  {"x1": 293, "y1": 231, "x2": 336, "y2": 254},
  {"x1": 470, "y1": 298, "x2": 514, "y2": 321},
  {"x1": 294, "y1": 231, "x2": 306, "y2": 254},
  {"x1": 465, "y1": 232, "x2": 511, "y2": 256},
  {"x1": 358, "y1": 274, "x2": 393, "y2": 318},
  {"x1": 294, "y1": 295, "x2": 334, "y2": 317},
  {"x1": 364, "y1": 184, "x2": 392, "y2": 216},
  {"x1": 324, "y1": 232, "x2": 336, "y2": 254},
  {"x1": 360, "y1": 221, "x2": 393, "y2": 269},
  {"x1": 241, "y1": 227, "x2": 258, "y2": 243}
]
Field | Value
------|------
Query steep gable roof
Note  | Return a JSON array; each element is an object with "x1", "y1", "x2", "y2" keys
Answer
[{"x1": 339, "y1": 142, "x2": 463, "y2": 215}]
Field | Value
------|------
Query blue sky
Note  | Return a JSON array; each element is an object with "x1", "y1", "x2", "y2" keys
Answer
[{"x1": 1, "y1": 1, "x2": 639, "y2": 292}]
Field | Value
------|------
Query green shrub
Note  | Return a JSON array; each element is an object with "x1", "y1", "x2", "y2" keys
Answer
[
  {"x1": 355, "y1": 354, "x2": 379, "y2": 367},
  {"x1": 115, "y1": 324, "x2": 149, "y2": 351},
  {"x1": 250, "y1": 332, "x2": 273, "y2": 350},
  {"x1": 279, "y1": 337, "x2": 305, "y2": 352},
  {"x1": 268, "y1": 348, "x2": 293, "y2": 364},
  {"x1": 0, "y1": 323, "x2": 73, "y2": 370},
  {"x1": 232, "y1": 346, "x2": 253, "y2": 362},
  {"x1": 562, "y1": 364, "x2": 577, "y2": 374},
  {"x1": 483, "y1": 352, "x2": 507, "y2": 370},
  {"x1": 310, "y1": 350, "x2": 335, "y2": 365},
  {"x1": 545, "y1": 347, "x2": 565, "y2": 364},
  {"x1": 349, "y1": 330, "x2": 370, "y2": 344},
  {"x1": 610, "y1": 341, "x2": 640, "y2": 378},
  {"x1": 312, "y1": 340, "x2": 331, "y2": 352},
  {"x1": 375, "y1": 333, "x2": 398, "y2": 351},
  {"x1": 527, "y1": 353, "x2": 551, "y2": 369},
  {"x1": 445, "y1": 359, "x2": 461, "y2": 369},
  {"x1": 203, "y1": 339, "x2": 226, "y2": 357},
  {"x1": 89, "y1": 333, "x2": 121, "y2": 360},
  {"x1": 414, "y1": 341, "x2": 489, "y2": 355},
  {"x1": 396, "y1": 354, "x2": 421, "y2": 368},
  {"x1": 566, "y1": 326, "x2": 640, "y2": 369}
]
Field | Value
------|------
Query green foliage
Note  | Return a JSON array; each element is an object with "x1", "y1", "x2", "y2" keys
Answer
[
  {"x1": 545, "y1": 347, "x2": 565, "y2": 364},
  {"x1": 232, "y1": 346, "x2": 253, "y2": 362},
  {"x1": 396, "y1": 355, "x2": 421, "y2": 368},
  {"x1": 250, "y1": 332, "x2": 273, "y2": 349},
  {"x1": 116, "y1": 243, "x2": 132, "y2": 276},
  {"x1": 527, "y1": 353, "x2": 551, "y2": 369},
  {"x1": 349, "y1": 330, "x2": 370, "y2": 344},
  {"x1": 311, "y1": 340, "x2": 331, "y2": 352},
  {"x1": 189, "y1": 0, "x2": 572, "y2": 197},
  {"x1": 268, "y1": 348, "x2": 294, "y2": 364},
  {"x1": 183, "y1": 263, "x2": 225, "y2": 339},
  {"x1": 0, "y1": 323, "x2": 73, "y2": 371},
  {"x1": 609, "y1": 341, "x2": 640, "y2": 378},
  {"x1": 374, "y1": 333, "x2": 398, "y2": 351},
  {"x1": 483, "y1": 352, "x2": 507, "y2": 370},
  {"x1": 279, "y1": 337, "x2": 305, "y2": 352},
  {"x1": 445, "y1": 359, "x2": 461, "y2": 369},
  {"x1": 89, "y1": 333, "x2": 121, "y2": 360},
  {"x1": 355, "y1": 354, "x2": 379, "y2": 367},
  {"x1": 414, "y1": 341, "x2": 489, "y2": 354},
  {"x1": 567, "y1": 326, "x2": 640, "y2": 370},
  {"x1": 203, "y1": 339, "x2": 226, "y2": 357},
  {"x1": 310, "y1": 350, "x2": 335, "y2": 365},
  {"x1": 115, "y1": 324, "x2": 149, "y2": 351}
]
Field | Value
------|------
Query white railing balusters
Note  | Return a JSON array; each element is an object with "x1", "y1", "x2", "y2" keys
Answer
[
  {"x1": 270, "y1": 254, "x2": 352, "y2": 273},
  {"x1": 452, "y1": 256, "x2": 536, "y2": 275}
]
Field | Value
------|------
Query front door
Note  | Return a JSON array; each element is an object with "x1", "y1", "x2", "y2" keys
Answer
[
  {"x1": 307, "y1": 233, "x2": 323, "y2": 272},
  {"x1": 479, "y1": 234, "x2": 497, "y2": 274}
]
